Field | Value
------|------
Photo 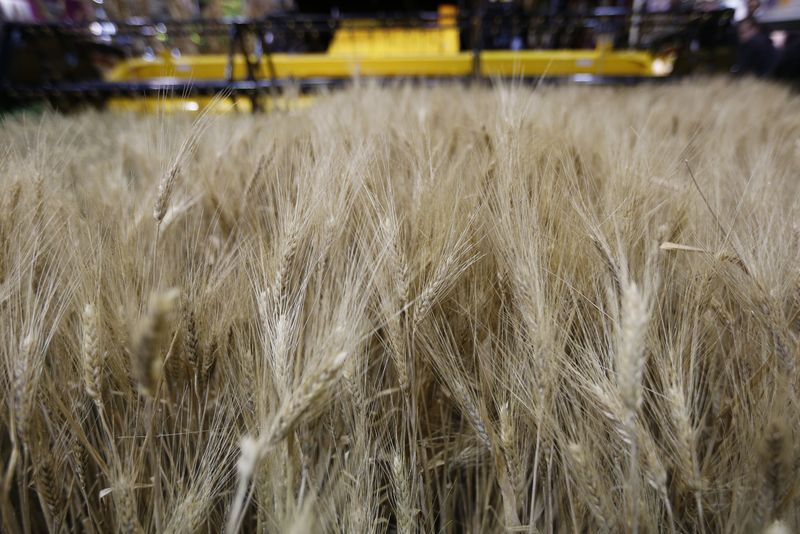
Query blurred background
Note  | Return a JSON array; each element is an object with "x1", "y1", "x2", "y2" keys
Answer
[
  {"x1": 1, "y1": 0, "x2": 798, "y2": 111},
  {"x1": 0, "y1": 0, "x2": 783, "y2": 24}
]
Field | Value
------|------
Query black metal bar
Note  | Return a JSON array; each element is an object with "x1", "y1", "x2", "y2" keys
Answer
[
  {"x1": 471, "y1": 2, "x2": 484, "y2": 78},
  {"x1": 224, "y1": 24, "x2": 238, "y2": 82},
  {"x1": 0, "y1": 74, "x2": 654, "y2": 99},
  {"x1": 240, "y1": 34, "x2": 257, "y2": 82},
  {"x1": 234, "y1": 25, "x2": 262, "y2": 111},
  {"x1": 257, "y1": 28, "x2": 281, "y2": 110}
]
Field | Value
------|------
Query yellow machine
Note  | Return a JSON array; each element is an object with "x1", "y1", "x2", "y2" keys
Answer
[
  {"x1": 107, "y1": 46, "x2": 659, "y2": 82},
  {"x1": 103, "y1": 5, "x2": 668, "y2": 112}
]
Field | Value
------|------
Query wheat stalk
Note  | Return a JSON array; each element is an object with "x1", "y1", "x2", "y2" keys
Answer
[
  {"x1": 567, "y1": 442, "x2": 610, "y2": 531},
  {"x1": 612, "y1": 281, "x2": 649, "y2": 534},
  {"x1": 616, "y1": 282, "x2": 649, "y2": 419},
  {"x1": 153, "y1": 108, "x2": 214, "y2": 223},
  {"x1": 81, "y1": 304, "x2": 105, "y2": 410},
  {"x1": 499, "y1": 401, "x2": 523, "y2": 495},
  {"x1": 132, "y1": 289, "x2": 180, "y2": 396},
  {"x1": 227, "y1": 350, "x2": 349, "y2": 533},
  {"x1": 32, "y1": 449, "x2": 63, "y2": 530},
  {"x1": 114, "y1": 478, "x2": 143, "y2": 534},
  {"x1": 1, "y1": 81, "x2": 798, "y2": 533},
  {"x1": 391, "y1": 454, "x2": 414, "y2": 534},
  {"x1": 13, "y1": 334, "x2": 35, "y2": 443},
  {"x1": 758, "y1": 418, "x2": 791, "y2": 524}
]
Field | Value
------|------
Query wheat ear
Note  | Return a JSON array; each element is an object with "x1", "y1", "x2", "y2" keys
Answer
[
  {"x1": 391, "y1": 454, "x2": 414, "y2": 534},
  {"x1": 132, "y1": 289, "x2": 180, "y2": 396},
  {"x1": 227, "y1": 350, "x2": 349, "y2": 533},
  {"x1": 616, "y1": 281, "x2": 649, "y2": 534},
  {"x1": 13, "y1": 334, "x2": 35, "y2": 443},
  {"x1": 81, "y1": 304, "x2": 105, "y2": 411},
  {"x1": 567, "y1": 443, "x2": 610, "y2": 531}
]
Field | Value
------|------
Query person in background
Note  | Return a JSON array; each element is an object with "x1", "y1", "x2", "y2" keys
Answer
[
  {"x1": 733, "y1": 16, "x2": 778, "y2": 76},
  {"x1": 766, "y1": 30, "x2": 800, "y2": 83}
]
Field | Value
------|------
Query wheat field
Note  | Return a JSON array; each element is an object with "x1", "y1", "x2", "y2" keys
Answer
[{"x1": 1, "y1": 79, "x2": 799, "y2": 533}]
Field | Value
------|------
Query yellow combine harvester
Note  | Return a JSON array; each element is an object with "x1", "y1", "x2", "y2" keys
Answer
[
  {"x1": 0, "y1": 6, "x2": 733, "y2": 113},
  {"x1": 104, "y1": 6, "x2": 663, "y2": 112}
]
